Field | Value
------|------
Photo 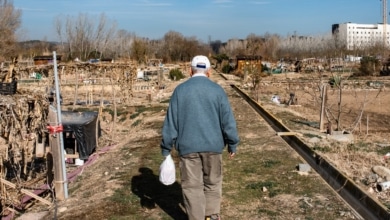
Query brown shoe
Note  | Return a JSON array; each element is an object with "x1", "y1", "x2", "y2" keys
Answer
[{"x1": 205, "y1": 214, "x2": 220, "y2": 220}]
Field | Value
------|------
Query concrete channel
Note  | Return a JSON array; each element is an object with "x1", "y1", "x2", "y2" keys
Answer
[{"x1": 230, "y1": 84, "x2": 390, "y2": 220}]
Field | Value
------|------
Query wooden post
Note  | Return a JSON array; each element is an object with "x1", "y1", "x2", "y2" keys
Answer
[
  {"x1": 319, "y1": 84, "x2": 327, "y2": 132},
  {"x1": 73, "y1": 68, "x2": 79, "y2": 110},
  {"x1": 111, "y1": 76, "x2": 117, "y2": 143},
  {"x1": 48, "y1": 107, "x2": 66, "y2": 200}
]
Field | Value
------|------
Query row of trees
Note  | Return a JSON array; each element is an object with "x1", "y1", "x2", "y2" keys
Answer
[
  {"x1": 1, "y1": 0, "x2": 389, "y2": 68},
  {"x1": 50, "y1": 13, "x2": 213, "y2": 63}
]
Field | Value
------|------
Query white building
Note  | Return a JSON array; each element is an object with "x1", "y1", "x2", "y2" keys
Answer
[{"x1": 332, "y1": 22, "x2": 390, "y2": 49}]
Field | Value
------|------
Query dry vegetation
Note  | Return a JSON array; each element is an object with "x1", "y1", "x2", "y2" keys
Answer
[
  {"x1": 256, "y1": 72, "x2": 390, "y2": 208},
  {"x1": 2, "y1": 0, "x2": 390, "y2": 218},
  {"x1": 1, "y1": 62, "x2": 390, "y2": 219}
]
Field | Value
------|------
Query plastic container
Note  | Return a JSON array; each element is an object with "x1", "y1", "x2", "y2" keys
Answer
[
  {"x1": 0, "y1": 80, "x2": 17, "y2": 95},
  {"x1": 75, "y1": 158, "x2": 84, "y2": 166}
]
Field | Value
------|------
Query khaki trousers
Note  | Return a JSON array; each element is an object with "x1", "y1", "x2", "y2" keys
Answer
[{"x1": 180, "y1": 152, "x2": 222, "y2": 220}]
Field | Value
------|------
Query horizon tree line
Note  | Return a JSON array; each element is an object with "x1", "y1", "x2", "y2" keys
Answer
[{"x1": 1, "y1": 0, "x2": 389, "y2": 67}]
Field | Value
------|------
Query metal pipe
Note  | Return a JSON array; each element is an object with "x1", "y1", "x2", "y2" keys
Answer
[
  {"x1": 377, "y1": 181, "x2": 390, "y2": 192},
  {"x1": 53, "y1": 51, "x2": 68, "y2": 199}
]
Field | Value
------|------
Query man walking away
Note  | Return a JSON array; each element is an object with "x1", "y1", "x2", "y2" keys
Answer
[{"x1": 161, "y1": 55, "x2": 240, "y2": 220}]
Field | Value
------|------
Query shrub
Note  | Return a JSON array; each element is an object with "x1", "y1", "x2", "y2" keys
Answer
[
  {"x1": 169, "y1": 68, "x2": 185, "y2": 81},
  {"x1": 359, "y1": 56, "x2": 380, "y2": 76},
  {"x1": 222, "y1": 64, "x2": 233, "y2": 73}
]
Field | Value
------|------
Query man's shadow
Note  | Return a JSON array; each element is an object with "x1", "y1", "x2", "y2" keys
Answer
[{"x1": 131, "y1": 167, "x2": 188, "y2": 220}]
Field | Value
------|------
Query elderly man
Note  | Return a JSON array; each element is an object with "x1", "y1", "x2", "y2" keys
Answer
[{"x1": 161, "y1": 55, "x2": 239, "y2": 220}]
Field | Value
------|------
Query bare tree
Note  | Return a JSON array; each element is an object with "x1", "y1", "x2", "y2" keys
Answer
[
  {"x1": 262, "y1": 33, "x2": 281, "y2": 61},
  {"x1": 161, "y1": 31, "x2": 185, "y2": 62},
  {"x1": 246, "y1": 60, "x2": 263, "y2": 101},
  {"x1": 246, "y1": 33, "x2": 263, "y2": 56},
  {"x1": 55, "y1": 13, "x2": 117, "y2": 61},
  {"x1": 219, "y1": 38, "x2": 246, "y2": 58},
  {"x1": 131, "y1": 37, "x2": 149, "y2": 64},
  {"x1": 327, "y1": 74, "x2": 344, "y2": 130},
  {"x1": 0, "y1": 0, "x2": 21, "y2": 60},
  {"x1": 218, "y1": 34, "x2": 280, "y2": 62},
  {"x1": 93, "y1": 15, "x2": 117, "y2": 59},
  {"x1": 109, "y1": 29, "x2": 136, "y2": 60},
  {"x1": 156, "y1": 31, "x2": 209, "y2": 63},
  {"x1": 210, "y1": 40, "x2": 223, "y2": 54}
]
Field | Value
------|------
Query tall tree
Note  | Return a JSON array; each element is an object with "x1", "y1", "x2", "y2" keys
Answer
[
  {"x1": 131, "y1": 37, "x2": 149, "y2": 64},
  {"x1": 161, "y1": 31, "x2": 185, "y2": 62},
  {"x1": 246, "y1": 33, "x2": 263, "y2": 56},
  {"x1": 219, "y1": 38, "x2": 246, "y2": 58},
  {"x1": 262, "y1": 33, "x2": 281, "y2": 61},
  {"x1": 0, "y1": 0, "x2": 21, "y2": 60}
]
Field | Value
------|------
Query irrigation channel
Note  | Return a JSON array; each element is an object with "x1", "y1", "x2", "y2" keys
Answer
[{"x1": 226, "y1": 77, "x2": 390, "y2": 219}]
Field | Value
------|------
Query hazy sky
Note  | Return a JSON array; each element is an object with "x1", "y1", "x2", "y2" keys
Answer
[{"x1": 13, "y1": 0, "x2": 384, "y2": 42}]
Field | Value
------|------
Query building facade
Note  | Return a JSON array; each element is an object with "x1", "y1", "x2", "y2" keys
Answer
[{"x1": 332, "y1": 22, "x2": 390, "y2": 49}]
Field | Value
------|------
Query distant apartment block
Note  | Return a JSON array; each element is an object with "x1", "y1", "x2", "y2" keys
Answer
[{"x1": 332, "y1": 22, "x2": 390, "y2": 49}]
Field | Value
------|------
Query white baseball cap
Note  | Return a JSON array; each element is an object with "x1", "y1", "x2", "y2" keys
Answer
[{"x1": 191, "y1": 55, "x2": 210, "y2": 69}]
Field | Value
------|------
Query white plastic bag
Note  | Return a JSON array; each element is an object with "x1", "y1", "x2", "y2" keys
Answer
[{"x1": 159, "y1": 154, "x2": 176, "y2": 185}]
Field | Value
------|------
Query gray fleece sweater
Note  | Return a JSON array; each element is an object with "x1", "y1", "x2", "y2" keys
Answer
[{"x1": 160, "y1": 74, "x2": 239, "y2": 156}]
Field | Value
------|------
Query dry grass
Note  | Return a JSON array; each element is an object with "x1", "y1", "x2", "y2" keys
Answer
[{"x1": 16, "y1": 70, "x2": 390, "y2": 219}]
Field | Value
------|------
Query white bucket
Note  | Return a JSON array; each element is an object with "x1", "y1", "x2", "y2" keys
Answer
[{"x1": 75, "y1": 158, "x2": 84, "y2": 166}]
